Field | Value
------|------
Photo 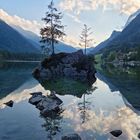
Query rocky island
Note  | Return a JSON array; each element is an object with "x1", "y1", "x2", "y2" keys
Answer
[{"x1": 33, "y1": 50, "x2": 96, "y2": 84}]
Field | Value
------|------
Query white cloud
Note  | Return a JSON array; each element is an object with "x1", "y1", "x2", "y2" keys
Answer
[
  {"x1": 0, "y1": 9, "x2": 81, "y2": 48},
  {"x1": 66, "y1": 13, "x2": 83, "y2": 24},
  {"x1": 61, "y1": 35, "x2": 80, "y2": 48},
  {"x1": 0, "y1": 9, "x2": 42, "y2": 34},
  {"x1": 0, "y1": 79, "x2": 49, "y2": 109},
  {"x1": 59, "y1": 0, "x2": 140, "y2": 16}
]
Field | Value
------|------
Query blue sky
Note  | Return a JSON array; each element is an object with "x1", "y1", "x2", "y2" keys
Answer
[{"x1": 0, "y1": 0, "x2": 139, "y2": 47}]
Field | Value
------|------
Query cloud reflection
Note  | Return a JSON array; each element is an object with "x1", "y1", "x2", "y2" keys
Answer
[
  {"x1": 0, "y1": 78, "x2": 48, "y2": 109},
  {"x1": 63, "y1": 100, "x2": 140, "y2": 140}
]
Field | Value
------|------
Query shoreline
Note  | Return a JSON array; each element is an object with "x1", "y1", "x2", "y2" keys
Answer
[{"x1": 1, "y1": 60, "x2": 41, "y2": 63}]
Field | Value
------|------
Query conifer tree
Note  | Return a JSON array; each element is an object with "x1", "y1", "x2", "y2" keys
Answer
[
  {"x1": 79, "y1": 24, "x2": 93, "y2": 55},
  {"x1": 40, "y1": 0, "x2": 65, "y2": 55}
]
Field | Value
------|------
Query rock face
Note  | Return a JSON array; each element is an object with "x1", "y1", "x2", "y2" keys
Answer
[
  {"x1": 33, "y1": 50, "x2": 96, "y2": 83},
  {"x1": 29, "y1": 94, "x2": 43, "y2": 105},
  {"x1": 29, "y1": 92, "x2": 63, "y2": 117},
  {"x1": 62, "y1": 133, "x2": 81, "y2": 140},
  {"x1": 110, "y1": 130, "x2": 122, "y2": 137}
]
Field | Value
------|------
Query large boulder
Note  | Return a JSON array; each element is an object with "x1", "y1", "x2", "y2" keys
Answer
[
  {"x1": 61, "y1": 50, "x2": 83, "y2": 64},
  {"x1": 29, "y1": 94, "x2": 43, "y2": 105},
  {"x1": 28, "y1": 92, "x2": 63, "y2": 117},
  {"x1": 62, "y1": 133, "x2": 81, "y2": 140},
  {"x1": 33, "y1": 50, "x2": 96, "y2": 83},
  {"x1": 39, "y1": 68, "x2": 52, "y2": 80},
  {"x1": 63, "y1": 67, "x2": 77, "y2": 77}
]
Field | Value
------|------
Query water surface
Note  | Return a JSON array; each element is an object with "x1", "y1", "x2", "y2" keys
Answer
[{"x1": 0, "y1": 62, "x2": 140, "y2": 140}]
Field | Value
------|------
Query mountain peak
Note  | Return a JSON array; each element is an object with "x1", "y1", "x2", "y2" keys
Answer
[
  {"x1": 124, "y1": 9, "x2": 140, "y2": 29},
  {"x1": 109, "y1": 30, "x2": 120, "y2": 40}
]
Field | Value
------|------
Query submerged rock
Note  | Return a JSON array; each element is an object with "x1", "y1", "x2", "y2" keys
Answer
[
  {"x1": 29, "y1": 94, "x2": 43, "y2": 105},
  {"x1": 110, "y1": 130, "x2": 122, "y2": 137},
  {"x1": 30, "y1": 92, "x2": 42, "y2": 96},
  {"x1": 36, "y1": 96, "x2": 62, "y2": 115},
  {"x1": 4, "y1": 100, "x2": 14, "y2": 107},
  {"x1": 29, "y1": 91, "x2": 63, "y2": 117},
  {"x1": 62, "y1": 133, "x2": 81, "y2": 140}
]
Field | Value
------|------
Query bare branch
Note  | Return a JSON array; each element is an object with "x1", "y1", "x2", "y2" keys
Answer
[{"x1": 79, "y1": 24, "x2": 93, "y2": 55}]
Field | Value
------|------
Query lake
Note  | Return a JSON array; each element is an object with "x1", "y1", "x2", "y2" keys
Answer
[{"x1": 0, "y1": 62, "x2": 140, "y2": 140}]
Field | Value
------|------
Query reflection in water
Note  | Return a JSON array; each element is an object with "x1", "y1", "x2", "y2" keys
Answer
[
  {"x1": 78, "y1": 86, "x2": 97, "y2": 124},
  {"x1": 40, "y1": 77, "x2": 96, "y2": 98},
  {"x1": 63, "y1": 104, "x2": 140, "y2": 140},
  {"x1": 37, "y1": 72, "x2": 97, "y2": 139},
  {"x1": 78, "y1": 93, "x2": 90, "y2": 124},
  {"x1": 41, "y1": 109, "x2": 63, "y2": 140},
  {"x1": 60, "y1": 78, "x2": 140, "y2": 140},
  {"x1": 0, "y1": 62, "x2": 38, "y2": 99},
  {"x1": 97, "y1": 64, "x2": 140, "y2": 111},
  {"x1": 0, "y1": 62, "x2": 140, "y2": 140},
  {"x1": 1, "y1": 76, "x2": 140, "y2": 139},
  {"x1": 0, "y1": 78, "x2": 46, "y2": 109}
]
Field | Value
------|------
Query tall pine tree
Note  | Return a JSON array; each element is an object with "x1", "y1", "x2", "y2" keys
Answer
[
  {"x1": 79, "y1": 24, "x2": 93, "y2": 55},
  {"x1": 40, "y1": 0, "x2": 65, "y2": 55}
]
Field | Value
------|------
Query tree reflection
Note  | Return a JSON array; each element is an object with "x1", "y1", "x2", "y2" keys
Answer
[
  {"x1": 78, "y1": 85, "x2": 97, "y2": 124},
  {"x1": 40, "y1": 76, "x2": 97, "y2": 98},
  {"x1": 41, "y1": 107, "x2": 63, "y2": 140}
]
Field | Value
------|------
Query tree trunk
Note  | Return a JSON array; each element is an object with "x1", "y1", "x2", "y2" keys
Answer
[
  {"x1": 85, "y1": 39, "x2": 87, "y2": 55},
  {"x1": 52, "y1": 39, "x2": 55, "y2": 55},
  {"x1": 85, "y1": 46, "x2": 86, "y2": 55}
]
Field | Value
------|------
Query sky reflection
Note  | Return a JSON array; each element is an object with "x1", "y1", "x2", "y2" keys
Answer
[{"x1": 0, "y1": 76, "x2": 140, "y2": 140}]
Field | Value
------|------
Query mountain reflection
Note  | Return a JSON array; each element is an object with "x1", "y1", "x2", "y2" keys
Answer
[
  {"x1": 0, "y1": 62, "x2": 38, "y2": 99},
  {"x1": 97, "y1": 64, "x2": 140, "y2": 111},
  {"x1": 0, "y1": 78, "x2": 46, "y2": 109}
]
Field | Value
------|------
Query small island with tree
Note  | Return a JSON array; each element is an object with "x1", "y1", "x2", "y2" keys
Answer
[{"x1": 33, "y1": 0, "x2": 96, "y2": 85}]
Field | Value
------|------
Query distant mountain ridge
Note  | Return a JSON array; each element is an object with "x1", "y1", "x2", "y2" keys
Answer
[
  {"x1": 90, "y1": 9, "x2": 140, "y2": 54},
  {"x1": 107, "y1": 12, "x2": 140, "y2": 48},
  {"x1": 0, "y1": 18, "x2": 77, "y2": 60},
  {"x1": 89, "y1": 30, "x2": 121, "y2": 54},
  {"x1": 0, "y1": 19, "x2": 40, "y2": 54},
  {"x1": 12, "y1": 24, "x2": 77, "y2": 53},
  {"x1": 12, "y1": 25, "x2": 41, "y2": 50},
  {"x1": 124, "y1": 9, "x2": 140, "y2": 29}
]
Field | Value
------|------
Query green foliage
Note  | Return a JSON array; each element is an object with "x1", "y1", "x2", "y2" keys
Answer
[
  {"x1": 107, "y1": 51, "x2": 116, "y2": 62},
  {"x1": 41, "y1": 78, "x2": 91, "y2": 98},
  {"x1": 101, "y1": 44, "x2": 140, "y2": 62},
  {"x1": 41, "y1": 52, "x2": 67, "y2": 68},
  {"x1": 135, "y1": 47, "x2": 140, "y2": 60},
  {"x1": 95, "y1": 54, "x2": 102, "y2": 63},
  {"x1": 0, "y1": 50, "x2": 42, "y2": 61},
  {"x1": 87, "y1": 55, "x2": 95, "y2": 62},
  {"x1": 94, "y1": 54, "x2": 103, "y2": 71}
]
